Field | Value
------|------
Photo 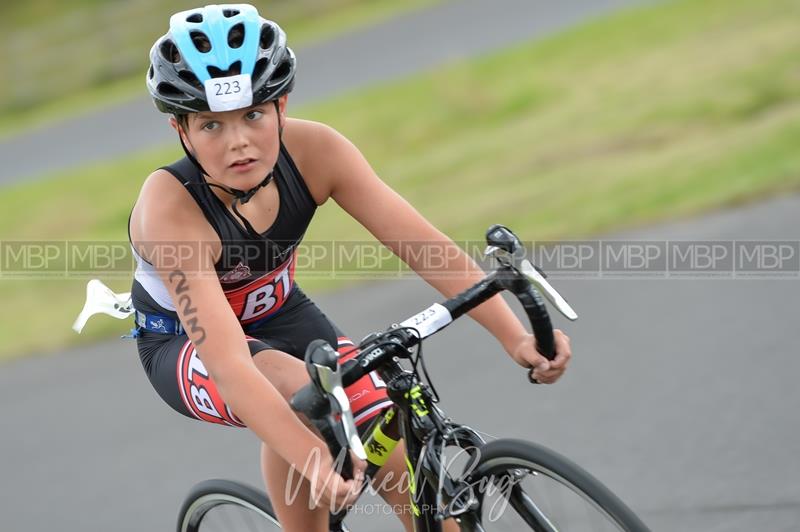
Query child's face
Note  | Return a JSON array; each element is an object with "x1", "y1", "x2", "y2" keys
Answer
[{"x1": 175, "y1": 96, "x2": 286, "y2": 189}]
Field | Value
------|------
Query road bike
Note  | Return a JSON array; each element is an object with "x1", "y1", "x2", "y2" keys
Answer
[{"x1": 176, "y1": 225, "x2": 651, "y2": 532}]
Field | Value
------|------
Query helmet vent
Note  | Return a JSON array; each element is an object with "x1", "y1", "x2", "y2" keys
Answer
[
  {"x1": 148, "y1": 65, "x2": 154, "y2": 79},
  {"x1": 207, "y1": 61, "x2": 242, "y2": 79},
  {"x1": 157, "y1": 82, "x2": 182, "y2": 96},
  {"x1": 186, "y1": 13, "x2": 203, "y2": 23},
  {"x1": 228, "y1": 23, "x2": 245, "y2": 49},
  {"x1": 190, "y1": 31, "x2": 212, "y2": 53},
  {"x1": 223, "y1": 8, "x2": 240, "y2": 18},
  {"x1": 252, "y1": 58, "x2": 268, "y2": 81},
  {"x1": 178, "y1": 69, "x2": 203, "y2": 91},
  {"x1": 260, "y1": 24, "x2": 276, "y2": 50},
  {"x1": 272, "y1": 59, "x2": 291, "y2": 82},
  {"x1": 159, "y1": 39, "x2": 181, "y2": 64}
]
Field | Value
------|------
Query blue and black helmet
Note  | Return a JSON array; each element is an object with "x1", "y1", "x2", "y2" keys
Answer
[{"x1": 147, "y1": 4, "x2": 295, "y2": 114}]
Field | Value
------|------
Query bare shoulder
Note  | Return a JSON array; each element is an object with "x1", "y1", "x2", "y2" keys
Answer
[
  {"x1": 280, "y1": 118, "x2": 358, "y2": 205},
  {"x1": 130, "y1": 168, "x2": 219, "y2": 265},
  {"x1": 282, "y1": 117, "x2": 345, "y2": 152}
]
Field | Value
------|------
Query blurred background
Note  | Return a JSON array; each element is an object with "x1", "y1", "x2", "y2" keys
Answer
[{"x1": 1, "y1": 0, "x2": 798, "y2": 530}]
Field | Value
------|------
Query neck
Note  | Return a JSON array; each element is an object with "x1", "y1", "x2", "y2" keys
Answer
[{"x1": 203, "y1": 170, "x2": 275, "y2": 209}]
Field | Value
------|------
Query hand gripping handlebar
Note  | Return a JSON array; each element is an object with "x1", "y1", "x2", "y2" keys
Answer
[{"x1": 290, "y1": 225, "x2": 578, "y2": 480}]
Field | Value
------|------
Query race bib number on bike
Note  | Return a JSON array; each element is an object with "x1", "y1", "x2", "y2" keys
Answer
[
  {"x1": 204, "y1": 74, "x2": 253, "y2": 112},
  {"x1": 400, "y1": 303, "x2": 453, "y2": 339}
]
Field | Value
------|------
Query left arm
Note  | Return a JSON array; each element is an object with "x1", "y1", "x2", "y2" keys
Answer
[{"x1": 317, "y1": 125, "x2": 571, "y2": 383}]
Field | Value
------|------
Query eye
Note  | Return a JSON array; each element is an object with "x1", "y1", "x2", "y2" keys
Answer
[
  {"x1": 201, "y1": 121, "x2": 220, "y2": 131},
  {"x1": 245, "y1": 110, "x2": 264, "y2": 121}
]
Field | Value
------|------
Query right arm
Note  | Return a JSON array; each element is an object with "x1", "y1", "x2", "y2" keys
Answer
[{"x1": 131, "y1": 171, "x2": 359, "y2": 503}]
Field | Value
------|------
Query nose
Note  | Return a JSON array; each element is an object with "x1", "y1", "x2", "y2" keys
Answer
[{"x1": 228, "y1": 121, "x2": 249, "y2": 151}]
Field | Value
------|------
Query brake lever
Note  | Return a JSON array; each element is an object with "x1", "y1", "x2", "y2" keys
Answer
[
  {"x1": 519, "y1": 259, "x2": 578, "y2": 321},
  {"x1": 306, "y1": 341, "x2": 367, "y2": 462},
  {"x1": 328, "y1": 382, "x2": 367, "y2": 462},
  {"x1": 484, "y1": 230, "x2": 578, "y2": 321}
]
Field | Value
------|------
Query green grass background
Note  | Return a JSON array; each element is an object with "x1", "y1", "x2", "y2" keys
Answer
[
  {"x1": 0, "y1": 0, "x2": 444, "y2": 138},
  {"x1": 1, "y1": 0, "x2": 799, "y2": 361}
]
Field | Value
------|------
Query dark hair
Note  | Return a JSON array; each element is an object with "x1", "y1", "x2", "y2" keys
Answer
[{"x1": 174, "y1": 114, "x2": 190, "y2": 130}]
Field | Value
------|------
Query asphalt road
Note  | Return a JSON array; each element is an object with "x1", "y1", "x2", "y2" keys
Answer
[
  {"x1": 2, "y1": 193, "x2": 799, "y2": 531},
  {"x1": 0, "y1": 0, "x2": 651, "y2": 185}
]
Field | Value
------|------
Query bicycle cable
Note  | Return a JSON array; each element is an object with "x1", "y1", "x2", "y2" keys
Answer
[{"x1": 400, "y1": 326, "x2": 441, "y2": 405}]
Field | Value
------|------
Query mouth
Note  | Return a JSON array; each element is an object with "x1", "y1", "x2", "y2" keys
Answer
[{"x1": 229, "y1": 158, "x2": 258, "y2": 171}]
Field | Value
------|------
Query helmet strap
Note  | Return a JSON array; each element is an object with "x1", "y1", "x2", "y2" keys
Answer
[
  {"x1": 275, "y1": 100, "x2": 284, "y2": 137},
  {"x1": 175, "y1": 102, "x2": 283, "y2": 239}
]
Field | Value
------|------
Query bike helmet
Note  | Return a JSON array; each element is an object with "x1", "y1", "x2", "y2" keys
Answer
[{"x1": 147, "y1": 3, "x2": 295, "y2": 114}]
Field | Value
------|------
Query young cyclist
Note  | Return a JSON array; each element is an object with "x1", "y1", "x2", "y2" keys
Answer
[{"x1": 127, "y1": 4, "x2": 572, "y2": 531}]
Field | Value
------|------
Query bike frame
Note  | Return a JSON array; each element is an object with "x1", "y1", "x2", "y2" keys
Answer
[
  {"x1": 299, "y1": 226, "x2": 577, "y2": 531},
  {"x1": 342, "y1": 357, "x2": 488, "y2": 532}
]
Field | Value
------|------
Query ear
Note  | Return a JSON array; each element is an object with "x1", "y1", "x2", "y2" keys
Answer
[{"x1": 276, "y1": 94, "x2": 288, "y2": 127}]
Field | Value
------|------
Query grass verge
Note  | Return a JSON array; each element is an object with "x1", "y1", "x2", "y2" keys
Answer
[
  {"x1": 0, "y1": 0, "x2": 445, "y2": 140},
  {"x1": 1, "y1": 0, "x2": 799, "y2": 362}
]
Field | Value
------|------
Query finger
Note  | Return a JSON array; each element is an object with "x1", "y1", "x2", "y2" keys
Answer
[
  {"x1": 532, "y1": 363, "x2": 566, "y2": 382},
  {"x1": 349, "y1": 454, "x2": 366, "y2": 484},
  {"x1": 329, "y1": 481, "x2": 356, "y2": 510},
  {"x1": 530, "y1": 365, "x2": 551, "y2": 383},
  {"x1": 352, "y1": 453, "x2": 366, "y2": 474},
  {"x1": 530, "y1": 350, "x2": 551, "y2": 371},
  {"x1": 525, "y1": 355, "x2": 551, "y2": 384},
  {"x1": 534, "y1": 367, "x2": 566, "y2": 384},
  {"x1": 537, "y1": 360, "x2": 568, "y2": 376},
  {"x1": 531, "y1": 369, "x2": 548, "y2": 383},
  {"x1": 340, "y1": 479, "x2": 362, "y2": 507},
  {"x1": 532, "y1": 373, "x2": 556, "y2": 385},
  {"x1": 549, "y1": 347, "x2": 570, "y2": 369},
  {"x1": 549, "y1": 335, "x2": 572, "y2": 369}
]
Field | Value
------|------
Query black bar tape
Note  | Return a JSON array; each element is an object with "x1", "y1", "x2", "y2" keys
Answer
[
  {"x1": 494, "y1": 271, "x2": 556, "y2": 361},
  {"x1": 517, "y1": 287, "x2": 555, "y2": 360},
  {"x1": 442, "y1": 274, "x2": 503, "y2": 320}
]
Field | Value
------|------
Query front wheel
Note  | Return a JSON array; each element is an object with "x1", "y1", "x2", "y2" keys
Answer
[
  {"x1": 461, "y1": 439, "x2": 650, "y2": 532},
  {"x1": 177, "y1": 479, "x2": 282, "y2": 532}
]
